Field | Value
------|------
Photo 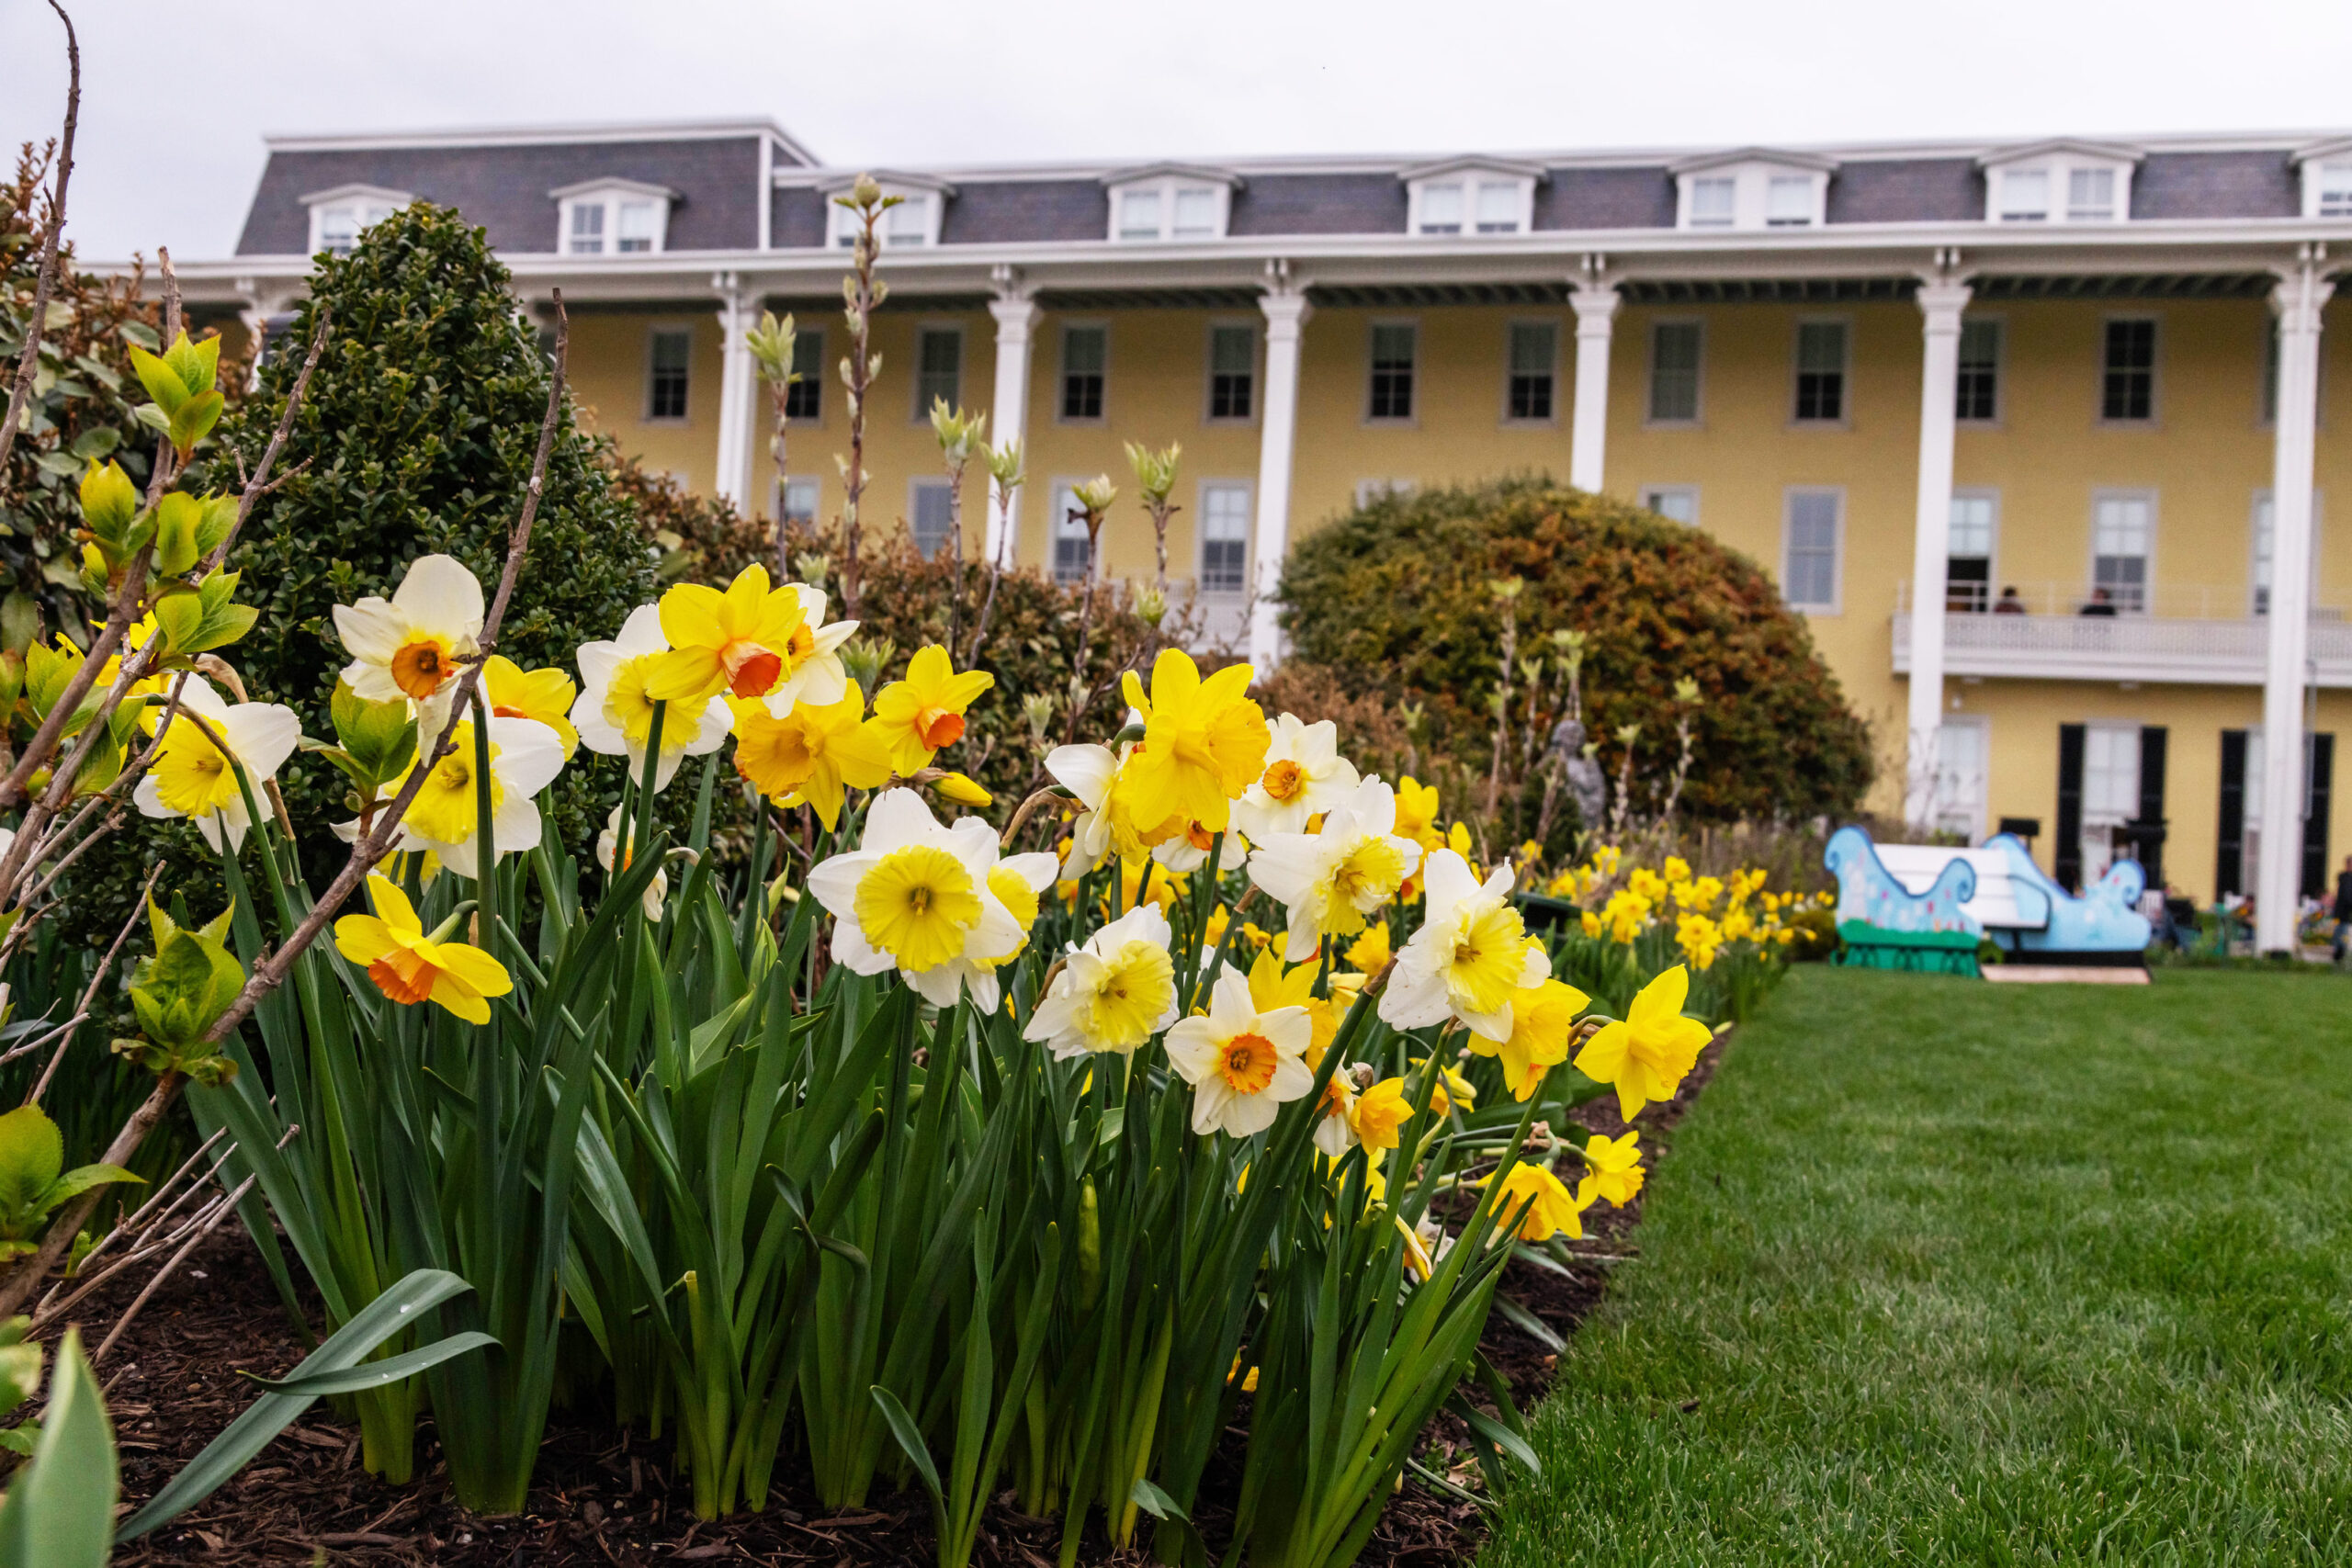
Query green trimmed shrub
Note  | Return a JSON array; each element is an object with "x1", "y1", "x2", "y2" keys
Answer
[{"x1": 1277, "y1": 475, "x2": 1873, "y2": 826}]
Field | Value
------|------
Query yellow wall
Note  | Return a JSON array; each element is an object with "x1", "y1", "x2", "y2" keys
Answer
[{"x1": 569, "y1": 307, "x2": 731, "y2": 492}]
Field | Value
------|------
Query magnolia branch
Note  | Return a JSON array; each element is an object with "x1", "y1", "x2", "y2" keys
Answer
[{"x1": 0, "y1": 1, "x2": 79, "y2": 476}]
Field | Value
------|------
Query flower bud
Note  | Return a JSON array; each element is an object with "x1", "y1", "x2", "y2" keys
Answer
[
  {"x1": 933, "y1": 772, "x2": 992, "y2": 807},
  {"x1": 1136, "y1": 586, "x2": 1167, "y2": 627},
  {"x1": 852, "y1": 173, "x2": 882, "y2": 209}
]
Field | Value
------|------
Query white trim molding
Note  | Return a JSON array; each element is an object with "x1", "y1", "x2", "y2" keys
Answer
[{"x1": 1105, "y1": 168, "x2": 1237, "y2": 243}]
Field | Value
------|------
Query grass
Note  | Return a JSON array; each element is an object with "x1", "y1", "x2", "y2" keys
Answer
[{"x1": 1481, "y1": 965, "x2": 2352, "y2": 1567}]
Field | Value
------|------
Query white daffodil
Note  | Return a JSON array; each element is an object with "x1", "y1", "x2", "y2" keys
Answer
[
  {"x1": 1313, "y1": 1073, "x2": 1361, "y2": 1158},
  {"x1": 596, "y1": 806, "x2": 670, "y2": 920},
  {"x1": 807, "y1": 788, "x2": 1022, "y2": 1010},
  {"x1": 132, "y1": 675, "x2": 303, "y2": 852},
  {"x1": 1023, "y1": 904, "x2": 1177, "y2": 1060},
  {"x1": 1151, "y1": 821, "x2": 1248, "y2": 874},
  {"x1": 1164, "y1": 969, "x2": 1316, "y2": 1138},
  {"x1": 1045, "y1": 741, "x2": 1125, "y2": 872},
  {"x1": 333, "y1": 554, "x2": 484, "y2": 733},
  {"x1": 384, "y1": 715, "x2": 568, "y2": 877},
  {"x1": 1233, "y1": 715, "x2": 1361, "y2": 841},
  {"x1": 570, "y1": 604, "x2": 732, "y2": 792},
  {"x1": 763, "y1": 582, "x2": 858, "y2": 713},
  {"x1": 1378, "y1": 849, "x2": 1548, "y2": 1043},
  {"x1": 1246, "y1": 777, "x2": 1422, "y2": 964}
]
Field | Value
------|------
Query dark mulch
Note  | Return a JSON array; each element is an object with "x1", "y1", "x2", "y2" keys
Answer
[{"x1": 74, "y1": 1033, "x2": 1728, "y2": 1566}]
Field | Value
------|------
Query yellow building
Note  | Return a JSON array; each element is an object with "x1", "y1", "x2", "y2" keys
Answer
[{"x1": 184, "y1": 122, "x2": 2352, "y2": 945}]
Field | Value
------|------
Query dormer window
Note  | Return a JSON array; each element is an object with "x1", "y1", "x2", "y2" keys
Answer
[
  {"x1": 826, "y1": 175, "x2": 952, "y2": 248},
  {"x1": 1400, "y1": 159, "x2": 1542, "y2": 238},
  {"x1": 1102, "y1": 165, "x2": 1238, "y2": 243},
  {"x1": 1669, "y1": 151, "x2": 1835, "y2": 231},
  {"x1": 552, "y1": 179, "x2": 676, "y2": 255},
  {"x1": 1976, "y1": 141, "x2": 2139, "y2": 225},
  {"x1": 2292, "y1": 140, "x2": 2352, "y2": 218},
  {"x1": 301, "y1": 185, "x2": 410, "y2": 257}
]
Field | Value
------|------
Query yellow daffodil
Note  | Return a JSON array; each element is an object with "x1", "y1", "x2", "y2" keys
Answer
[
  {"x1": 1119, "y1": 649, "x2": 1269, "y2": 839},
  {"x1": 1164, "y1": 970, "x2": 1316, "y2": 1137},
  {"x1": 570, "y1": 605, "x2": 731, "y2": 792},
  {"x1": 981, "y1": 852, "x2": 1062, "y2": 970},
  {"x1": 869, "y1": 644, "x2": 994, "y2": 774},
  {"x1": 646, "y1": 562, "x2": 855, "y2": 706},
  {"x1": 1247, "y1": 777, "x2": 1420, "y2": 964},
  {"x1": 333, "y1": 874, "x2": 513, "y2": 1025},
  {"x1": 1393, "y1": 775, "x2": 1442, "y2": 850},
  {"x1": 1379, "y1": 850, "x2": 1548, "y2": 1043},
  {"x1": 333, "y1": 554, "x2": 483, "y2": 719},
  {"x1": 483, "y1": 655, "x2": 579, "y2": 758},
  {"x1": 729, "y1": 691, "x2": 893, "y2": 830},
  {"x1": 385, "y1": 716, "x2": 568, "y2": 877},
  {"x1": 1023, "y1": 905, "x2": 1177, "y2": 1059},
  {"x1": 1577, "y1": 1131, "x2": 1645, "y2": 1208},
  {"x1": 1233, "y1": 714, "x2": 1360, "y2": 840},
  {"x1": 1468, "y1": 976, "x2": 1590, "y2": 1101},
  {"x1": 808, "y1": 788, "x2": 1024, "y2": 1009},
  {"x1": 1344, "y1": 921, "x2": 1392, "y2": 974},
  {"x1": 1203, "y1": 903, "x2": 1233, "y2": 949},
  {"x1": 1574, "y1": 964, "x2": 1713, "y2": 1120},
  {"x1": 131, "y1": 676, "x2": 302, "y2": 852},
  {"x1": 1243, "y1": 948, "x2": 1340, "y2": 1068},
  {"x1": 1486, "y1": 1162, "x2": 1589, "y2": 1243}
]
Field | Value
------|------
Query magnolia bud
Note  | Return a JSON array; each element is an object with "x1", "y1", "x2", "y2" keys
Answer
[{"x1": 1136, "y1": 586, "x2": 1167, "y2": 627}]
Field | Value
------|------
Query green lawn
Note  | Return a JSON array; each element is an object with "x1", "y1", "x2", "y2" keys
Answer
[{"x1": 1482, "y1": 965, "x2": 2352, "y2": 1567}]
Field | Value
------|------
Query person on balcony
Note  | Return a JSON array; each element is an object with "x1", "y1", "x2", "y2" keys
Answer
[
  {"x1": 2079, "y1": 587, "x2": 2119, "y2": 617},
  {"x1": 1993, "y1": 586, "x2": 2026, "y2": 615}
]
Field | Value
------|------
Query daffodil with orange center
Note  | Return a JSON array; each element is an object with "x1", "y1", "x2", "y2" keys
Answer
[
  {"x1": 1243, "y1": 948, "x2": 1341, "y2": 1070},
  {"x1": 645, "y1": 563, "x2": 855, "y2": 706},
  {"x1": 729, "y1": 691, "x2": 893, "y2": 830},
  {"x1": 333, "y1": 554, "x2": 483, "y2": 718},
  {"x1": 334, "y1": 874, "x2": 513, "y2": 1025},
  {"x1": 1165, "y1": 969, "x2": 1315, "y2": 1137},
  {"x1": 869, "y1": 645, "x2": 994, "y2": 774}
]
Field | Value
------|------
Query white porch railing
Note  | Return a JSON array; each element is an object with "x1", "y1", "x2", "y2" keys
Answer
[{"x1": 1892, "y1": 582, "x2": 2352, "y2": 686}]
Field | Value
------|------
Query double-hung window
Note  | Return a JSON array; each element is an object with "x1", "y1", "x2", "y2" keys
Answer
[
  {"x1": 1793, "y1": 321, "x2": 1848, "y2": 423},
  {"x1": 2319, "y1": 164, "x2": 2352, "y2": 218},
  {"x1": 559, "y1": 186, "x2": 670, "y2": 255},
  {"x1": 915, "y1": 327, "x2": 962, "y2": 416},
  {"x1": 2101, "y1": 319, "x2": 2155, "y2": 422},
  {"x1": 1998, "y1": 169, "x2": 2051, "y2": 221},
  {"x1": 778, "y1": 477, "x2": 820, "y2": 526},
  {"x1": 1687, "y1": 177, "x2": 1736, "y2": 228},
  {"x1": 1367, "y1": 323, "x2": 1416, "y2": 421},
  {"x1": 1207, "y1": 325, "x2": 1254, "y2": 422},
  {"x1": 1640, "y1": 486, "x2": 1699, "y2": 525},
  {"x1": 2066, "y1": 168, "x2": 2117, "y2": 221},
  {"x1": 569, "y1": 204, "x2": 606, "y2": 254},
  {"x1": 1649, "y1": 321, "x2": 1701, "y2": 422},
  {"x1": 785, "y1": 328, "x2": 824, "y2": 420},
  {"x1": 910, "y1": 479, "x2": 956, "y2": 560},
  {"x1": 1781, "y1": 490, "x2": 1842, "y2": 611},
  {"x1": 1199, "y1": 482, "x2": 1251, "y2": 594},
  {"x1": 1956, "y1": 319, "x2": 2001, "y2": 422},
  {"x1": 1505, "y1": 322, "x2": 1557, "y2": 422},
  {"x1": 1061, "y1": 326, "x2": 1106, "y2": 421},
  {"x1": 1765, "y1": 175, "x2": 1815, "y2": 227},
  {"x1": 2091, "y1": 492, "x2": 2153, "y2": 613},
  {"x1": 2249, "y1": 491, "x2": 2323, "y2": 616},
  {"x1": 646, "y1": 329, "x2": 692, "y2": 422},
  {"x1": 1051, "y1": 482, "x2": 1094, "y2": 584},
  {"x1": 1947, "y1": 492, "x2": 1996, "y2": 612}
]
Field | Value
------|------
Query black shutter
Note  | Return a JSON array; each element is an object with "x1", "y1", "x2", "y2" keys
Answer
[
  {"x1": 2301, "y1": 733, "x2": 2335, "y2": 897},
  {"x1": 2137, "y1": 727, "x2": 2167, "y2": 888},
  {"x1": 2217, "y1": 729, "x2": 2246, "y2": 897},
  {"x1": 2056, "y1": 724, "x2": 2086, "y2": 892}
]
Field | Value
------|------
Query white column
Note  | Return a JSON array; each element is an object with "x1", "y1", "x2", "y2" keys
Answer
[
  {"x1": 1904, "y1": 277, "x2": 1973, "y2": 828},
  {"x1": 712, "y1": 276, "x2": 755, "y2": 509},
  {"x1": 2256, "y1": 258, "x2": 2335, "y2": 953},
  {"x1": 984, "y1": 284, "x2": 1041, "y2": 567},
  {"x1": 1248, "y1": 287, "x2": 1311, "y2": 669},
  {"x1": 1567, "y1": 281, "x2": 1619, "y2": 492}
]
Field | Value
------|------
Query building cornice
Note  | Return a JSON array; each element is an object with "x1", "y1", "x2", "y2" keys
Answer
[
  {"x1": 1974, "y1": 137, "x2": 2146, "y2": 169},
  {"x1": 266, "y1": 118, "x2": 820, "y2": 165}
]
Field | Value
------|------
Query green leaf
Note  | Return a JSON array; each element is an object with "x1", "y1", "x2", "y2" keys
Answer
[
  {"x1": 151, "y1": 492, "x2": 205, "y2": 576},
  {"x1": 868, "y1": 1385, "x2": 944, "y2": 1512},
  {"x1": 161, "y1": 331, "x2": 220, "y2": 400},
  {"x1": 0, "y1": 1337, "x2": 42, "y2": 1418},
  {"x1": 66, "y1": 427, "x2": 119, "y2": 461},
  {"x1": 126, "y1": 344, "x2": 187, "y2": 418},
  {"x1": 0, "y1": 597, "x2": 37, "y2": 659},
  {"x1": 39, "y1": 1164, "x2": 144, "y2": 1212},
  {"x1": 166, "y1": 389, "x2": 224, "y2": 456},
  {"x1": 0, "y1": 1328, "x2": 116, "y2": 1568},
  {"x1": 0, "y1": 1107, "x2": 65, "y2": 1228},
  {"x1": 329, "y1": 678, "x2": 417, "y2": 779},
  {"x1": 235, "y1": 1330, "x2": 497, "y2": 1398},
  {"x1": 1128, "y1": 1477, "x2": 1191, "y2": 1523}
]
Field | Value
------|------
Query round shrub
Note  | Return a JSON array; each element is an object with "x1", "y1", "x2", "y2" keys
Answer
[{"x1": 1277, "y1": 476, "x2": 1873, "y2": 824}]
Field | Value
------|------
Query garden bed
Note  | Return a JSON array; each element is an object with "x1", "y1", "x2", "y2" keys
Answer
[{"x1": 90, "y1": 1036, "x2": 1727, "y2": 1566}]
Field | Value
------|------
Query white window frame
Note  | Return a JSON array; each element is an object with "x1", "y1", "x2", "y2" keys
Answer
[
  {"x1": 2291, "y1": 141, "x2": 2352, "y2": 218},
  {"x1": 909, "y1": 476, "x2": 957, "y2": 560},
  {"x1": 643, "y1": 324, "x2": 695, "y2": 425},
  {"x1": 1790, "y1": 316, "x2": 1852, "y2": 427},
  {"x1": 302, "y1": 184, "x2": 411, "y2": 257},
  {"x1": 2088, "y1": 489, "x2": 2157, "y2": 615},
  {"x1": 1364, "y1": 319, "x2": 1419, "y2": 425},
  {"x1": 1976, "y1": 146, "x2": 2135, "y2": 225},
  {"x1": 2077, "y1": 720, "x2": 2143, "y2": 886},
  {"x1": 1401, "y1": 161, "x2": 1539, "y2": 238},
  {"x1": 1645, "y1": 318, "x2": 1704, "y2": 426},
  {"x1": 1947, "y1": 488, "x2": 2000, "y2": 613},
  {"x1": 1670, "y1": 157, "x2": 1830, "y2": 231},
  {"x1": 1500, "y1": 318, "x2": 1562, "y2": 426},
  {"x1": 1106, "y1": 175, "x2": 1232, "y2": 243},
  {"x1": 552, "y1": 179, "x2": 674, "y2": 256},
  {"x1": 1639, "y1": 485, "x2": 1701, "y2": 526},
  {"x1": 1204, "y1": 321, "x2": 1259, "y2": 426},
  {"x1": 777, "y1": 476, "x2": 820, "y2": 527},
  {"x1": 1956, "y1": 315, "x2": 2005, "y2": 425},
  {"x1": 1781, "y1": 487, "x2": 1845, "y2": 614},
  {"x1": 1057, "y1": 321, "x2": 1111, "y2": 425},
  {"x1": 910, "y1": 323, "x2": 965, "y2": 421},
  {"x1": 2098, "y1": 314, "x2": 2160, "y2": 426},
  {"x1": 1196, "y1": 479, "x2": 1254, "y2": 597},
  {"x1": 1933, "y1": 716, "x2": 1993, "y2": 844},
  {"x1": 828, "y1": 179, "x2": 948, "y2": 249}
]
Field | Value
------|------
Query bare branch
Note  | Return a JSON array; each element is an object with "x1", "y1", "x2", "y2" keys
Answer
[
  {"x1": 204, "y1": 305, "x2": 330, "y2": 572},
  {"x1": 25, "y1": 857, "x2": 161, "y2": 1105},
  {"x1": 0, "y1": 1, "x2": 80, "y2": 475}
]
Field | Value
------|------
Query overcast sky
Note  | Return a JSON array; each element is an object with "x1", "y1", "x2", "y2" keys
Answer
[{"x1": 6, "y1": 0, "x2": 2352, "y2": 262}]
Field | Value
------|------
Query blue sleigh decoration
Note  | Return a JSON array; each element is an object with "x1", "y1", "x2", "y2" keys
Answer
[
  {"x1": 1823, "y1": 826, "x2": 2153, "y2": 976},
  {"x1": 1824, "y1": 826, "x2": 1984, "y2": 975},
  {"x1": 1978, "y1": 833, "x2": 2151, "y2": 961}
]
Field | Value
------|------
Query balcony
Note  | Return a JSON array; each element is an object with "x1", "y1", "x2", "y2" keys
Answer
[{"x1": 1892, "y1": 581, "x2": 2352, "y2": 687}]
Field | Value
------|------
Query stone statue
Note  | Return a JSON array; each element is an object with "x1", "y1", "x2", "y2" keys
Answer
[{"x1": 1549, "y1": 716, "x2": 1607, "y2": 831}]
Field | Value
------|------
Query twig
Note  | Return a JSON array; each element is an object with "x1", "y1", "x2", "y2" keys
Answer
[
  {"x1": 30, "y1": 1125, "x2": 224, "y2": 1317},
  {"x1": 0, "y1": 1, "x2": 79, "y2": 476},
  {"x1": 25, "y1": 858, "x2": 162, "y2": 1105},
  {"x1": 204, "y1": 306, "x2": 329, "y2": 571},
  {"x1": 92, "y1": 1167, "x2": 257, "y2": 1364}
]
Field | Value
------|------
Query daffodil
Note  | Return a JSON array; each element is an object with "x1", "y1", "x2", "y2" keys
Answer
[
  {"x1": 1485, "y1": 1162, "x2": 1589, "y2": 1243},
  {"x1": 1024, "y1": 904, "x2": 1177, "y2": 1059},
  {"x1": 333, "y1": 874, "x2": 513, "y2": 1025},
  {"x1": 1467, "y1": 976, "x2": 1590, "y2": 1101},
  {"x1": 1243, "y1": 948, "x2": 1340, "y2": 1068},
  {"x1": 1164, "y1": 970, "x2": 1316, "y2": 1137},
  {"x1": 645, "y1": 563, "x2": 855, "y2": 706},
  {"x1": 385, "y1": 716, "x2": 568, "y2": 877},
  {"x1": 808, "y1": 789, "x2": 1023, "y2": 1009},
  {"x1": 1577, "y1": 1131, "x2": 1645, "y2": 1208},
  {"x1": 1151, "y1": 818, "x2": 1247, "y2": 874},
  {"x1": 869, "y1": 645, "x2": 993, "y2": 774},
  {"x1": 1313, "y1": 1073, "x2": 1359, "y2": 1157},
  {"x1": 1344, "y1": 920, "x2": 1392, "y2": 973},
  {"x1": 1378, "y1": 849, "x2": 1548, "y2": 1043},
  {"x1": 333, "y1": 555, "x2": 483, "y2": 726},
  {"x1": 1045, "y1": 740, "x2": 1179, "y2": 868},
  {"x1": 1118, "y1": 649, "x2": 1269, "y2": 839},
  {"x1": 131, "y1": 676, "x2": 302, "y2": 852},
  {"x1": 1393, "y1": 775, "x2": 1442, "y2": 850},
  {"x1": 729, "y1": 691, "x2": 892, "y2": 830},
  {"x1": 571, "y1": 604, "x2": 731, "y2": 791},
  {"x1": 1573, "y1": 964, "x2": 1712, "y2": 1120},
  {"x1": 596, "y1": 806, "x2": 669, "y2": 919},
  {"x1": 483, "y1": 655, "x2": 579, "y2": 758},
  {"x1": 1247, "y1": 777, "x2": 1421, "y2": 964},
  {"x1": 980, "y1": 851, "x2": 1062, "y2": 969},
  {"x1": 1232, "y1": 715, "x2": 1360, "y2": 840},
  {"x1": 1350, "y1": 1077, "x2": 1415, "y2": 1159}
]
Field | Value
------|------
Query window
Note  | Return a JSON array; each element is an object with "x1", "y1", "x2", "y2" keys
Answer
[
  {"x1": 2101, "y1": 319, "x2": 2155, "y2": 422},
  {"x1": 646, "y1": 329, "x2": 691, "y2": 422},
  {"x1": 1765, "y1": 175, "x2": 1815, "y2": 227},
  {"x1": 1956, "y1": 319, "x2": 2001, "y2": 422},
  {"x1": 1199, "y1": 482, "x2": 1251, "y2": 594},
  {"x1": 1416, "y1": 182, "x2": 1464, "y2": 234},
  {"x1": 1207, "y1": 325, "x2": 1254, "y2": 422},
  {"x1": 310, "y1": 191, "x2": 405, "y2": 257},
  {"x1": 1947, "y1": 492, "x2": 1996, "y2": 612},
  {"x1": 569, "y1": 203, "x2": 606, "y2": 254},
  {"x1": 2317, "y1": 163, "x2": 2352, "y2": 218},
  {"x1": 831, "y1": 187, "x2": 940, "y2": 248},
  {"x1": 1172, "y1": 187, "x2": 1219, "y2": 237},
  {"x1": 785, "y1": 328, "x2": 823, "y2": 420},
  {"x1": 1060, "y1": 325, "x2": 1106, "y2": 421},
  {"x1": 2066, "y1": 167, "x2": 2116, "y2": 222},
  {"x1": 1367, "y1": 323, "x2": 1416, "y2": 421},
  {"x1": 1687, "y1": 177, "x2": 1736, "y2": 228},
  {"x1": 1639, "y1": 486, "x2": 1699, "y2": 525},
  {"x1": 2262, "y1": 321, "x2": 2280, "y2": 426},
  {"x1": 778, "y1": 476, "x2": 820, "y2": 525},
  {"x1": 1793, "y1": 321, "x2": 1847, "y2": 423},
  {"x1": 1050, "y1": 482, "x2": 1093, "y2": 584},
  {"x1": 1474, "y1": 181, "x2": 1523, "y2": 233},
  {"x1": 2250, "y1": 491, "x2": 2324, "y2": 616},
  {"x1": 1648, "y1": 321, "x2": 1702, "y2": 423},
  {"x1": 1781, "y1": 490, "x2": 1842, "y2": 611},
  {"x1": 910, "y1": 479, "x2": 956, "y2": 560},
  {"x1": 2091, "y1": 492, "x2": 2153, "y2": 613},
  {"x1": 1998, "y1": 169, "x2": 2050, "y2": 221},
  {"x1": 555, "y1": 184, "x2": 673, "y2": 256},
  {"x1": 1505, "y1": 321, "x2": 1557, "y2": 422},
  {"x1": 1934, "y1": 720, "x2": 1990, "y2": 841},
  {"x1": 1117, "y1": 188, "x2": 1162, "y2": 241},
  {"x1": 1406, "y1": 168, "x2": 1533, "y2": 236},
  {"x1": 914, "y1": 327, "x2": 962, "y2": 417},
  {"x1": 2079, "y1": 723, "x2": 2142, "y2": 886},
  {"x1": 1108, "y1": 175, "x2": 1230, "y2": 241}
]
